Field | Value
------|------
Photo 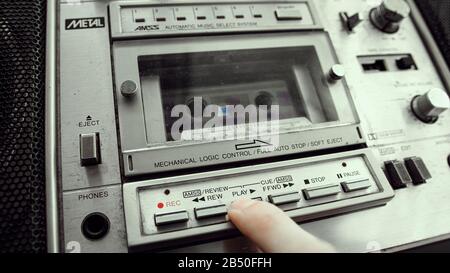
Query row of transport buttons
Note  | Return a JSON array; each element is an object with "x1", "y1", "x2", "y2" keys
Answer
[
  {"x1": 133, "y1": 6, "x2": 302, "y2": 23},
  {"x1": 269, "y1": 179, "x2": 371, "y2": 205},
  {"x1": 154, "y1": 179, "x2": 371, "y2": 226}
]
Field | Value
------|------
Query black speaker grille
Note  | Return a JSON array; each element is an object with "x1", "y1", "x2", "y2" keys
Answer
[
  {"x1": 415, "y1": 0, "x2": 450, "y2": 69},
  {"x1": 0, "y1": 0, "x2": 47, "y2": 253}
]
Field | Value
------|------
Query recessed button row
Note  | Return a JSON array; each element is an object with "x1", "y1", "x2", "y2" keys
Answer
[
  {"x1": 133, "y1": 6, "x2": 303, "y2": 23},
  {"x1": 154, "y1": 180, "x2": 371, "y2": 227},
  {"x1": 384, "y1": 157, "x2": 431, "y2": 189},
  {"x1": 154, "y1": 205, "x2": 228, "y2": 227},
  {"x1": 269, "y1": 180, "x2": 371, "y2": 205}
]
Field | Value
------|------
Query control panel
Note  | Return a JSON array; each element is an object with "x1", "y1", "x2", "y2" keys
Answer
[
  {"x1": 124, "y1": 150, "x2": 392, "y2": 249},
  {"x1": 57, "y1": 0, "x2": 450, "y2": 253},
  {"x1": 110, "y1": 1, "x2": 319, "y2": 39},
  {"x1": 141, "y1": 156, "x2": 378, "y2": 234}
]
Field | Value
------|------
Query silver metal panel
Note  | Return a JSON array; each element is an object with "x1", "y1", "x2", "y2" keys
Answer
[
  {"x1": 63, "y1": 185, "x2": 128, "y2": 253},
  {"x1": 167, "y1": 136, "x2": 450, "y2": 253},
  {"x1": 109, "y1": 0, "x2": 321, "y2": 39},
  {"x1": 113, "y1": 31, "x2": 362, "y2": 176},
  {"x1": 163, "y1": 0, "x2": 450, "y2": 253},
  {"x1": 316, "y1": 0, "x2": 449, "y2": 148},
  {"x1": 123, "y1": 149, "x2": 394, "y2": 250},
  {"x1": 56, "y1": 0, "x2": 450, "y2": 253},
  {"x1": 59, "y1": 1, "x2": 127, "y2": 253},
  {"x1": 59, "y1": 2, "x2": 122, "y2": 191}
]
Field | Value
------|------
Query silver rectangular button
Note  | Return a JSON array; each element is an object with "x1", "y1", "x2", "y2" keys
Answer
[
  {"x1": 303, "y1": 185, "x2": 341, "y2": 200},
  {"x1": 154, "y1": 211, "x2": 189, "y2": 226},
  {"x1": 268, "y1": 192, "x2": 300, "y2": 205},
  {"x1": 80, "y1": 133, "x2": 101, "y2": 166},
  {"x1": 275, "y1": 9, "x2": 302, "y2": 20},
  {"x1": 195, "y1": 205, "x2": 227, "y2": 220},
  {"x1": 341, "y1": 179, "x2": 372, "y2": 192}
]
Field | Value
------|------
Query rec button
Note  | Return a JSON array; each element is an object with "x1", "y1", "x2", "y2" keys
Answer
[{"x1": 154, "y1": 210, "x2": 189, "y2": 226}]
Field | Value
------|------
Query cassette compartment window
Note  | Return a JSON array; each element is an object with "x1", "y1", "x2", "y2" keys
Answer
[{"x1": 138, "y1": 47, "x2": 338, "y2": 143}]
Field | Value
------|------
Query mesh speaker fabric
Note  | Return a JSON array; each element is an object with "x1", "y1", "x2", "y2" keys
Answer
[
  {"x1": 0, "y1": 0, "x2": 47, "y2": 253},
  {"x1": 415, "y1": 0, "x2": 450, "y2": 69}
]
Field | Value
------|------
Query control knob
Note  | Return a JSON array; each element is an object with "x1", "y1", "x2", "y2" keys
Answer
[
  {"x1": 370, "y1": 0, "x2": 410, "y2": 33},
  {"x1": 411, "y1": 88, "x2": 450, "y2": 123}
]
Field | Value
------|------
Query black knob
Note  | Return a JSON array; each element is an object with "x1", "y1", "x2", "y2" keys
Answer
[
  {"x1": 81, "y1": 212, "x2": 110, "y2": 240},
  {"x1": 370, "y1": 0, "x2": 410, "y2": 33},
  {"x1": 255, "y1": 91, "x2": 274, "y2": 108}
]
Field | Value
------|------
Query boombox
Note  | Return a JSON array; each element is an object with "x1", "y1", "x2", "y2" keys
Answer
[{"x1": 1, "y1": 0, "x2": 450, "y2": 253}]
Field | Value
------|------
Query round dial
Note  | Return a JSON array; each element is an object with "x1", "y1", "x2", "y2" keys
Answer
[
  {"x1": 411, "y1": 88, "x2": 450, "y2": 124},
  {"x1": 370, "y1": 0, "x2": 410, "y2": 33}
]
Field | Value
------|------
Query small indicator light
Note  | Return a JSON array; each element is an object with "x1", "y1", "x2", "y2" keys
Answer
[{"x1": 157, "y1": 202, "x2": 164, "y2": 209}]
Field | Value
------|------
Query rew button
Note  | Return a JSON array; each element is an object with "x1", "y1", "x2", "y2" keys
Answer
[{"x1": 195, "y1": 205, "x2": 227, "y2": 220}]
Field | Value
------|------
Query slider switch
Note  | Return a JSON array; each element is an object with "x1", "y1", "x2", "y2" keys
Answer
[
  {"x1": 404, "y1": 157, "x2": 431, "y2": 185},
  {"x1": 340, "y1": 12, "x2": 363, "y2": 32},
  {"x1": 396, "y1": 56, "x2": 416, "y2": 70},
  {"x1": 384, "y1": 160, "x2": 412, "y2": 189}
]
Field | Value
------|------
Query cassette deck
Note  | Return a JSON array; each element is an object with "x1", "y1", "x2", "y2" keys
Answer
[{"x1": 56, "y1": 0, "x2": 450, "y2": 252}]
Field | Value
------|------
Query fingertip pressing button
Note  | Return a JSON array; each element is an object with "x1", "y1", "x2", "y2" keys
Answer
[
  {"x1": 268, "y1": 192, "x2": 300, "y2": 205},
  {"x1": 194, "y1": 205, "x2": 227, "y2": 220}
]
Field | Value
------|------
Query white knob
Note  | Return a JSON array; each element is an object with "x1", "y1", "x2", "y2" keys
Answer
[
  {"x1": 328, "y1": 64, "x2": 346, "y2": 82},
  {"x1": 412, "y1": 88, "x2": 450, "y2": 123}
]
